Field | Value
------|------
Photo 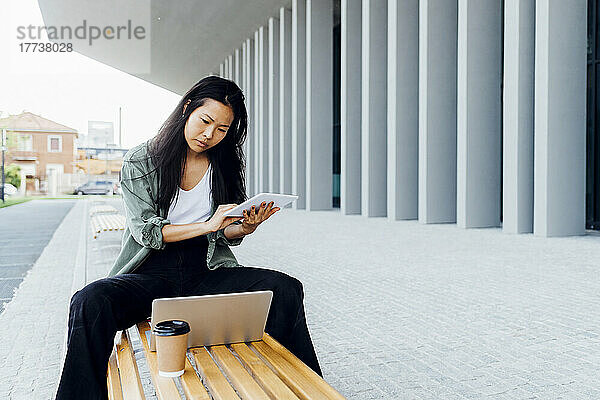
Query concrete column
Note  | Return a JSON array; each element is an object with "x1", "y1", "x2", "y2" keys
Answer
[
  {"x1": 258, "y1": 26, "x2": 270, "y2": 192},
  {"x1": 306, "y1": 0, "x2": 333, "y2": 210},
  {"x1": 241, "y1": 43, "x2": 246, "y2": 91},
  {"x1": 268, "y1": 17, "x2": 280, "y2": 193},
  {"x1": 456, "y1": 0, "x2": 502, "y2": 228},
  {"x1": 292, "y1": 0, "x2": 307, "y2": 209},
  {"x1": 418, "y1": 0, "x2": 458, "y2": 224},
  {"x1": 280, "y1": 7, "x2": 293, "y2": 195},
  {"x1": 361, "y1": 0, "x2": 387, "y2": 217},
  {"x1": 227, "y1": 55, "x2": 233, "y2": 79},
  {"x1": 242, "y1": 40, "x2": 254, "y2": 197},
  {"x1": 254, "y1": 30, "x2": 261, "y2": 194},
  {"x1": 503, "y1": 0, "x2": 534, "y2": 234},
  {"x1": 224, "y1": 57, "x2": 230, "y2": 79},
  {"x1": 241, "y1": 41, "x2": 249, "y2": 195},
  {"x1": 234, "y1": 48, "x2": 240, "y2": 84},
  {"x1": 219, "y1": 62, "x2": 224, "y2": 77},
  {"x1": 341, "y1": 0, "x2": 361, "y2": 215},
  {"x1": 387, "y1": 0, "x2": 418, "y2": 220},
  {"x1": 246, "y1": 37, "x2": 256, "y2": 197},
  {"x1": 534, "y1": 0, "x2": 586, "y2": 236}
]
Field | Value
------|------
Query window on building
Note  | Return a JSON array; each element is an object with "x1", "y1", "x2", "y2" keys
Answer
[
  {"x1": 48, "y1": 135, "x2": 62, "y2": 152},
  {"x1": 17, "y1": 134, "x2": 33, "y2": 151}
]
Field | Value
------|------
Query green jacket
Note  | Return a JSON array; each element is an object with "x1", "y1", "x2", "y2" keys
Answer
[{"x1": 107, "y1": 141, "x2": 243, "y2": 277}]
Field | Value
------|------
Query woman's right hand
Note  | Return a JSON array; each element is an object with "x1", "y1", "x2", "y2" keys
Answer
[{"x1": 207, "y1": 204, "x2": 243, "y2": 232}]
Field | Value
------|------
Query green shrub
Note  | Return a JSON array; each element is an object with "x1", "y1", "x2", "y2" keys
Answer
[{"x1": 4, "y1": 164, "x2": 21, "y2": 188}]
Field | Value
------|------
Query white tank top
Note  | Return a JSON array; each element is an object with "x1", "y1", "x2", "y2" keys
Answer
[{"x1": 167, "y1": 163, "x2": 213, "y2": 225}]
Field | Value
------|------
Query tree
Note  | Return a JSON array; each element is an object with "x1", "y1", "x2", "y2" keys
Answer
[{"x1": 4, "y1": 164, "x2": 21, "y2": 188}]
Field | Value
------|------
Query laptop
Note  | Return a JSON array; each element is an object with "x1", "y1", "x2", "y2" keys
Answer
[{"x1": 148, "y1": 290, "x2": 273, "y2": 351}]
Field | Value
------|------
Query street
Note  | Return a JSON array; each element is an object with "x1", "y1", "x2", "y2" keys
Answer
[{"x1": 0, "y1": 199, "x2": 75, "y2": 312}]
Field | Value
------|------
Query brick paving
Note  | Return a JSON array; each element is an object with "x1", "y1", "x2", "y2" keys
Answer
[
  {"x1": 1, "y1": 198, "x2": 600, "y2": 399},
  {"x1": 234, "y1": 211, "x2": 600, "y2": 399}
]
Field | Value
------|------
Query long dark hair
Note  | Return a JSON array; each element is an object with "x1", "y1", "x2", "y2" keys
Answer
[{"x1": 147, "y1": 76, "x2": 248, "y2": 215}]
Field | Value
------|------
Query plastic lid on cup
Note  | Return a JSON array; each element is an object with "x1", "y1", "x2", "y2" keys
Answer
[{"x1": 152, "y1": 320, "x2": 191, "y2": 336}]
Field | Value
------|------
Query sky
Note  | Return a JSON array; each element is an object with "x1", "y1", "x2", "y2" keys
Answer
[{"x1": 0, "y1": 0, "x2": 181, "y2": 149}]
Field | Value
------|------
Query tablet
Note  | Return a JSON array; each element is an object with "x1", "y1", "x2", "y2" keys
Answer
[{"x1": 223, "y1": 193, "x2": 298, "y2": 217}]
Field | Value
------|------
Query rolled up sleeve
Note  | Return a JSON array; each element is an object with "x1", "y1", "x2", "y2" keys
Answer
[
  {"x1": 216, "y1": 220, "x2": 244, "y2": 246},
  {"x1": 139, "y1": 215, "x2": 171, "y2": 249},
  {"x1": 121, "y1": 161, "x2": 170, "y2": 250}
]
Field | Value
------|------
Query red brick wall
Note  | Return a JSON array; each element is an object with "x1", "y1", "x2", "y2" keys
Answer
[{"x1": 6, "y1": 130, "x2": 77, "y2": 176}]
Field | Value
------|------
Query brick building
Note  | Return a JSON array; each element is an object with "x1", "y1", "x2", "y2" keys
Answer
[{"x1": 1, "y1": 112, "x2": 78, "y2": 195}]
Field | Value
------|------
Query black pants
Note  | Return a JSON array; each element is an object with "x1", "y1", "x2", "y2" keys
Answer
[{"x1": 55, "y1": 235, "x2": 321, "y2": 400}]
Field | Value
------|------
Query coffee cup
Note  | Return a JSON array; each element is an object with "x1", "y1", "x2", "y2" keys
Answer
[{"x1": 152, "y1": 320, "x2": 190, "y2": 377}]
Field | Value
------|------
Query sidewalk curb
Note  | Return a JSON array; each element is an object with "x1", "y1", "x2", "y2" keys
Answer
[
  {"x1": 69, "y1": 198, "x2": 89, "y2": 297},
  {"x1": 55, "y1": 198, "x2": 89, "y2": 396}
]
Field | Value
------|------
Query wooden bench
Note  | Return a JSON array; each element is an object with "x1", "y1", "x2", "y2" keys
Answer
[
  {"x1": 108, "y1": 321, "x2": 345, "y2": 400},
  {"x1": 89, "y1": 205, "x2": 126, "y2": 239}
]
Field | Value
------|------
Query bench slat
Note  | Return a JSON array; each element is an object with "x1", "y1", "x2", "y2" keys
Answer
[
  {"x1": 110, "y1": 214, "x2": 124, "y2": 230},
  {"x1": 90, "y1": 205, "x2": 118, "y2": 215},
  {"x1": 91, "y1": 212, "x2": 125, "y2": 238},
  {"x1": 90, "y1": 219, "x2": 99, "y2": 239},
  {"x1": 115, "y1": 330, "x2": 145, "y2": 400},
  {"x1": 106, "y1": 215, "x2": 114, "y2": 231},
  {"x1": 103, "y1": 214, "x2": 112, "y2": 230},
  {"x1": 263, "y1": 334, "x2": 346, "y2": 400},
  {"x1": 230, "y1": 343, "x2": 300, "y2": 400},
  {"x1": 95, "y1": 214, "x2": 103, "y2": 231},
  {"x1": 100, "y1": 214, "x2": 109, "y2": 231},
  {"x1": 107, "y1": 349, "x2": 124, "y2": 400},
  {"x1": 210, "y1": 345, "x2": 270, "y2": 400},
  {"x1": 108, "y1": 214, "x2": 123, "y2": 230},
  {"x1": 190, "y1": 347, "x2": 241, "y2": 400},
  {"x1": 180, "y1": 357, "x2": 211, "y2": 400},
  {"x1": 96, "y1": 215, "x2": 106, "y2": 231},
  {"x1": 136, "y1": 323, "x2": 182, "y2": 400},
  {"x1": 116, "y1": 215, "x2": 126, "y2": 230},
  {"x1": 107, "y1": 214, "x2": 116, "y2": 230},
  {"x1": 252, "y1": 341, "x2": 328, "y2": 400},
  {"x1": 91, "y1": 217, "x2": 100, "y2": 236}
]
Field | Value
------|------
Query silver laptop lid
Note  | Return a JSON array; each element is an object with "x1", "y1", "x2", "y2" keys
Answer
[{"x1": 149, "y1": 290, "x2": 273, "y2": 350}]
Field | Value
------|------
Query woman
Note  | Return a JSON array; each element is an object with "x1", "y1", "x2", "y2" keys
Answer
[{"x1": 56, "y1": 76, "x2": 322, "y2": 399}]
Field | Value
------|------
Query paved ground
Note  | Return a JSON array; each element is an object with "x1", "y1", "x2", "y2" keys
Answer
[
  {"x1": 238, "y1": 212, "x2": 600, "y2": 399},
  {"x1": 1, "y1": 197, "x2": 600, "y2": 399},
  {"x1": 0, "y1": 200, "x2": 75, "y2": 312}
]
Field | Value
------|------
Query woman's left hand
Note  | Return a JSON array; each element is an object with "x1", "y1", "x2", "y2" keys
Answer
[{"x1": 241, "y1": 201, "x2": 280, "y2": 235}]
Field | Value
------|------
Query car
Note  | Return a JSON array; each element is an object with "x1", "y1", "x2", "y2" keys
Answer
[
  {"x1": 1, "y1": 183, "x2": 18, "y2": 197},
  {"x1": 74, "y1": 181, "x2": 116, "y2": 195}
]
